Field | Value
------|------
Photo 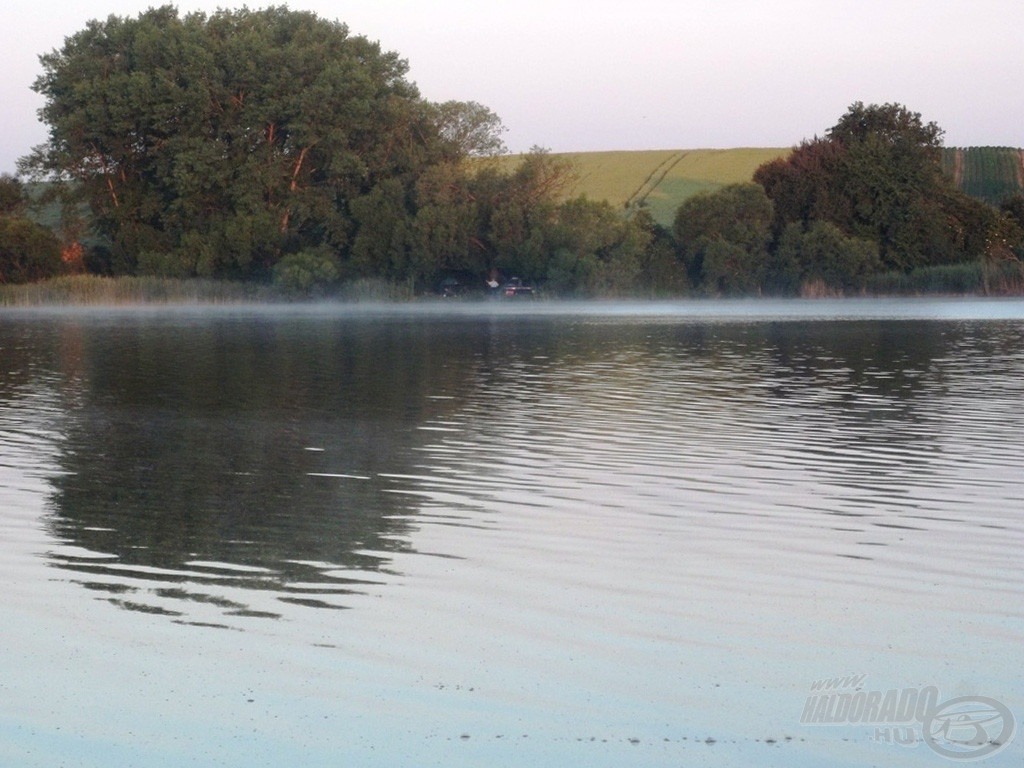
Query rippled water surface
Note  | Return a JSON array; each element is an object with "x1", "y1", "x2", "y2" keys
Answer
[{"x1": 2, "y1": 299, "x2": 1022, "y2": 767}]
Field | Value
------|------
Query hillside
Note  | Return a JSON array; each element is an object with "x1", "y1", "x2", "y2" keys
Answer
[
  {"x1": 494, "y1": 146, "x2": 1024, "y2": 227},
  {"x1": 941, "y1": 147, "x2": 1024, "y2": 205},
  {"x1": 495, "y1": 148, "x2": 788, "y2": 226},
  {"x1": 568, "y1": 148, "x2": 793, "y2": 225}
]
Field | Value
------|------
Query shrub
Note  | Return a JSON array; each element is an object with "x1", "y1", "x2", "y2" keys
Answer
[
  {"x1": 799, "y1": 222, "x2": 880, "y2": 290},
  {"x1": 0, "y1": 217, "x2": 63, "y2": 284},
  {"x1": 272, "y1": 248, "x2": 341, "y2": 296},
  {"x1": 545, "y1": 248, "x2": 596, "y2": 297},
  {"x1": 700, "y1": 237, "x2": 764, "y2": 295}
]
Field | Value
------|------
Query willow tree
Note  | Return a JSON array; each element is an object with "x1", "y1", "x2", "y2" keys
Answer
[{"x1": 21, "y1": 6, "x2": 457, "y2": 278}]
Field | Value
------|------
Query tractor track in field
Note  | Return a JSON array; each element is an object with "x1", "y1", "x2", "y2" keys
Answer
[{"x1": 625, "y1": 151, "x2": 688, "y2": 210}]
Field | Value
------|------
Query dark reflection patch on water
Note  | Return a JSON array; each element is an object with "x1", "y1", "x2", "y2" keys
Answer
[
  {"x1": 28, "y1": 316, "x2": 499, "y2": 623},
  {"x1": 1, "y1": 301, "x2": 1023, "y2": 767},
  {"x1": 8, "y1": 311, "x2": 1019, "y2": 627}
]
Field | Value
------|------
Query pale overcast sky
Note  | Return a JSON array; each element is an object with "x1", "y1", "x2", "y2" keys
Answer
[{"x1": 3, "y1": 0, "x2": 1023, "y2": 174}]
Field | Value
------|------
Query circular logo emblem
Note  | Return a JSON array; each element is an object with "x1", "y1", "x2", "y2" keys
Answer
[{"x1": 922, "y1": 696, "x2": 1015, "y2": 760}]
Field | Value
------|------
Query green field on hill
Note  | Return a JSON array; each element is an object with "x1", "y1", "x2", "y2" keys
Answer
[
  {"x1": 568, "y1": 148, "x2": 792, "y2": 225},
  {"x1": 941, "y1": 147, "x2": 1024, "y2": 205},
  {"x1": 496, "y1": 146, "x2": 1024, "y2": 227},
  {"x1": 496, "y1": 148, "x2": 789, "y2": 226}
]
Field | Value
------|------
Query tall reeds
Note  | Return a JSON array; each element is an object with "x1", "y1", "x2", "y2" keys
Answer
[
  {"x1": 0, "y1": 275, "x2": 271, "y2": 306},
  {"x1": 0, "y1": 274, "x2": 424, "y2": 306}
]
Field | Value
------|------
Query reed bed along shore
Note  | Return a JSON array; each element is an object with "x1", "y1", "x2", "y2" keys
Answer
[
  {"x1": 0, "y1": 275, "x2": 271, "y2": 307},
  {"x1": 1, "y1": 264, "x2": 1021, "y2": 308},
  {"x1": 0, "y1": 275, "x2": 421, "y2": 307},
  {"x1": 866, "y1": 259, "x2": 1024, "y2": 296}
]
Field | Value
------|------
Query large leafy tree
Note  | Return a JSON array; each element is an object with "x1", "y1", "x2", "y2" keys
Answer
[
  {"x1": 827, "y1": 101, "x2": 943, "y2": 151},
  {"x1": 755, "y1": 102, "x2": 1000, "y2": 271},
  {"x1": 21, "y1": 6, "x2": 460, "y2": 278},
  {"x1": 483, "y1": 149, "x2": 578, "y2": 280}
]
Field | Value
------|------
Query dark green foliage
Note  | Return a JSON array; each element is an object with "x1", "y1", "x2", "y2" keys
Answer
[
  {"x1": 21, "y1": 6, "x2": 533, "y2": 288},
  {"x1": 1002, "y1": 194, "x2": 1024, "y2": 230},
  {"x1": 827, "y1": 102, "x2": 943, "y2": 156},
  {"x1": 350, "y1": 147, "x2": 585, "y2": 291},
  {"x1": 481, "y1": 149, "x2": 576, "y2": 281},
  {"x1": 0, "y1": 174, "x2": 65, "y2": 283},
  {"x1": 429, "y1": 101, "x2": 508, "y2": 158},
  {"x1": 408, "y1": 162, "x2": 485, "y2": 282},
  {"x1": 700, "y1": 239, "x2": 764, "y2": 295},
  {"x1": 20, "y1": 28, "x2": 1023, "y2": 302},
  {"x1": 821, "y1": 103, "x2": 950, "y2": 270},
  {"x1": 754, "y1": 102, "x2": 1019, "y2": 281},
  {"x1": 998, "y1": 195, "x2": 1024, "y2": 259},
  {"x1": 754, "y1": 139, "x2": 847, "y2": 240},
  {"x1": 672, "y1": 183, "x2": 773, "y2": 294},
  {"x1": 778, "y1": 221, "x2": 880, "y2": 291},
  {"x1": 21, "y1": 6, "x2": 462, "y2": 279},
  {"x1": 547, "y1": 197, "x2": 641, "y2": 296},
  {"x1": 631, "y1": 209, "x2": 689, "y2": 296},
  {"x1": 0, "y1": 218, "x2": 63, "y2": 284},
  {"x1": 0, "y1": 175, "x2": 26, "y2": 217},
  {"x1": 349, "y1": 179, "x2": 415, "y2": 279},
  {"x1": 272, "y1": 247, "x2": 341, "y2": 295}
]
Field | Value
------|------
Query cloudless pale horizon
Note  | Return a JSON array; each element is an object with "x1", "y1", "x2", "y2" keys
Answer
[{"x1": 3, "y1": 0, "x2": 1023, "y2": 175}]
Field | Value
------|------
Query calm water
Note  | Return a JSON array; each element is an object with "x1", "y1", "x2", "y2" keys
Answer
[{"x1": 1, "y1": 299, "x2": 1022, "y2": 767}]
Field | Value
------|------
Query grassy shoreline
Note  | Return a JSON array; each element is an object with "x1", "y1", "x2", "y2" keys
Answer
[
  {"x1": 0, "y1": 275, "x2": 419, "y2": 307},
  {"x1": 0, "y1": 275, "x2": 271, "y2": 307},
  {"x1": 1, "y1": 267, "x2": 1023, "y2": 308}
]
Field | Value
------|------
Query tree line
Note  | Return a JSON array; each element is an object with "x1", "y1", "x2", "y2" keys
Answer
[{"x1": 6, "y1": 7, "x2": 1024, "y2": 295}]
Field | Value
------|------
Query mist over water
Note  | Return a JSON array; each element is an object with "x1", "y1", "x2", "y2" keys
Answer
[{"x1": 2, "y1": 299, "x2": 1022, "y2": 767}]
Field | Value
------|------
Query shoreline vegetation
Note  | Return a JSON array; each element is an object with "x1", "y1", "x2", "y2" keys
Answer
[
  {"x1": 2, "y1": 262, "x2": 1023, "y2": 309},
  {"x1": 0, "y1": 275, "x2": 412, "y2": 307},
  {"x1": 5, "y1": 9, "x2": 1024, "y2": 303}
]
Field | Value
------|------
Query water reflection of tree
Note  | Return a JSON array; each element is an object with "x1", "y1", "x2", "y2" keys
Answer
[
  {"x1": 430, "y1": 318, "x2": 1009, "y2": 535},
  {"x1": 0, "y1": 318, "x2": 62, "y2": 397},
  {"x1": 29, "y1": 311, "x2": 1024, "y2": 622},
  {"x1": 755, "y1": 319, "x2": 1012, "y2": 519},
  {"x1": 45, "y1": 314, "x2": 486, "y2": 619}
]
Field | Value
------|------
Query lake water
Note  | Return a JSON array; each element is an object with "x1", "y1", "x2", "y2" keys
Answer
[{"x1": 1, "y1": 299, "x2": 1022, "y2": 767}]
